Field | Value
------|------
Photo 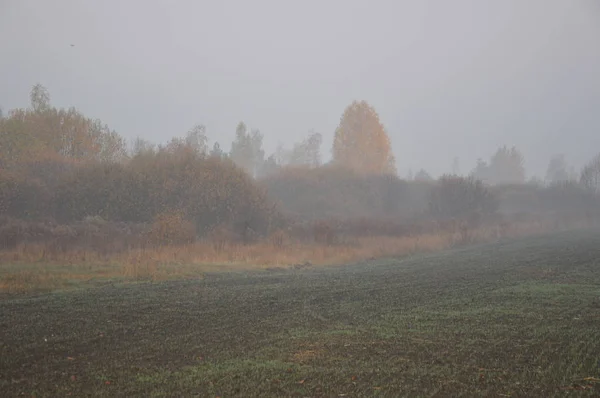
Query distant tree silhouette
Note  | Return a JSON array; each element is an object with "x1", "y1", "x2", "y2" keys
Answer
[
  {"x1": 163, "y1": 124, "x2": 208, "y2": 156},
  {"x1": 451, "y1": 157, "x2": 460, "y2": 175},
  {"x1": 429, "y1": 175, "x2": 498, "y2": 223},
  {"x1": 414, "y1": 169, "x2": 433, "y2": 182},
  {"x1": 581, "y1": 153, "x2": 600, "y2": 194},
  {"x1": 30, "y1": 83, "x2": 50, "y2": 112},
  {"x1": 230, "y1": 122, "x2": 264, "y2": 177},
  {"x1": 545, "y1": 154, "x2": 569, "y2": 184},
  {"x1": 471, "y1": 146, "x2": 525, "y2": 185},
  {"x1": 210, "y1": 142, "x2": 224, "y2": 159},
  {"x1": 289, "y1": 130, "x2": 323, "y2": 168}
]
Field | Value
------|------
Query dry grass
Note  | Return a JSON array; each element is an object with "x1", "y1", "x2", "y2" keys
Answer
[{"x1": 0, "y1": 219, "x2": 591, "y2": 294}]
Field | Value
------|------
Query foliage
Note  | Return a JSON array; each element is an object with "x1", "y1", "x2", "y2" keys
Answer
[
  {"x1": 210, "y1": 142, "x2": 225, "y2": 159},
  {"x1": 262, "y1": 165, "x2": 432, "y2": 221},
  {"x1": 0, "y1": 169, "x2": 53, "y2": 220},
  {"x1": 147, "y1": 211, "x2": 196, "y2": 246},
  {"x1": 428, "y1": 175, "x2": 498, "y2": 224},
  {"x1": 545, "y1": 154, "x2": 569, "y2": 184},
  {"x1": 0, "y1": 84, "x2": 127, "y2": 167},
  {"x1": 539, "y1": 180, "x2": 598, "y2": 215},
  {"x1": 580, "y1": 153, "x2": 600, "y2": 194},
  {"x1": 414, "y1": 169, "x2": 433, "y2": 182},
  {"x1": 229, "y1": 122, "x2": 264, "y2": 177},
  {"x1": 0, "y1": 85, "x2": 281, "y2": 240},
  {"x1": 259, "y1": 154, "x2": 280, "y2": 178},
  {"x1": 130, "y1": 137, "x2": 156, "y2": 157},
  {"x1": 471, "y1": 146, "x2": 525, "y2": 185},
  {"x1": 1, "y1": 83, "x2": 599, "y2": 256},
  {"x1": 164, "y1": 124, "x2": 208, "y2": 156},
  {"x1": 54, "y1": 149, "x2": 279, "y2": 236},
  {"x1": 288, "y1": 130, "x2": 323, "y2": 168},
  {"x1": 30, "y1": 83, "x2": 50, "y2": 112},
  {"x1": 332, "y1": 100, "x2": 396, "y2": 175},
  {"x1": 257, "y1": 132, "x2": 323, "y2": 178}
]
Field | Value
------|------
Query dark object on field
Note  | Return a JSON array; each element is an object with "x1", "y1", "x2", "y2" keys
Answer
[
  {"x1": 265, "y1": 267, "x2": 287, "y2": 272},
  {"x1": 293, "y1": 261, "x2": 313, "y2": 269}
]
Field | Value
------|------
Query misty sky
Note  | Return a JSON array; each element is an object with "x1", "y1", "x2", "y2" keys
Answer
[{"x1": 1, "y1": 0, "x2": 599, "y2": 178}]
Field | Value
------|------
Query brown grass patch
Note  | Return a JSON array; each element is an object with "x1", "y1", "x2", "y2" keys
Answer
[{"x1": 0, "y1": 219, "x2": 591, "y2": 294}]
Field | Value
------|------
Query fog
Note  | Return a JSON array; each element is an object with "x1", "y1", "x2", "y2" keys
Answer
[{"x1": 1, "y1": 0, "x2": 599, "y2": 177}]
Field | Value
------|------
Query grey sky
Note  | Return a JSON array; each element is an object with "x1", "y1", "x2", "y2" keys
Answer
[{"x1": 1, "y1": 0, "x2": 599, "y2": 178}]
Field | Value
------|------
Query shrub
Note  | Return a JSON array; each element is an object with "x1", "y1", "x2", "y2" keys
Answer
[
  {"x1": 147, "y1": 211, "x2": 196, "y2": 247},
  {"x1": 428, "y1": 176, "x2": 498, "y2": 225},
  {"x1": 53, "y1": 150, "x2": 280, "y2": 237},
  {"x1": 262, "y1": 165, "x2": 432, "y2": 221},
  {"x1": 0, "y1": 170, "x2": 52, "y2": 219},
  {"x1": 537, "y1": 180, "x2": 600, "y2": 221}
]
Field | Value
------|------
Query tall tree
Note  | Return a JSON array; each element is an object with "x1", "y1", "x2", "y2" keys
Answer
[
  {"x1": 488, "y1": 146, "x2": 525, "y2": 184},
  {"x1": 249, "y1": 129, "x2": 265, "y2": 175},
  {"x1": 131, "y1": 137, "x2": 156, "y2": 156},
  {"x1": 185, "y1": 124, "x2": 208, "y2": 155},
  {"x1": 30, "y1": 83, "x2": 50, "y2": 112},
  {"x1": 230, "y1": 122, "x2": 264, "y2": 177},
  {"x1": 545, "y1": 154, "x2": 569, "y2": 184},
  {"x1": 165, "y1": 124, "x2": 208, "y2": 156},
  {"x1": 258, "y1": 154, "x2": 280, "y2": 178},
  {"x1": 0, "y1": 85, "x2": 127, "y2": 165},
  {"x1": 471, "y1": 158, "x2": 490, "y2": 183},
  {"x1": 451, "y1": 157, "x2": 460, "y2": 175},
  {"x1": 230, "y1": 122, "x2": 252, "y2": 173},
  {"x1": 305, "y1": 130, "x2": 322, "y2": 167},
  {"x1": 332, "y1": 100, "x2": 396, "y2": 175},
  {"x1": 288, "y1": 130, "x2": 323, "y2": 168},
  {"x1": 471, "y1": 146, "x2": 525, "y2": 185},
  {"x1": 274, "y1": 143, "x2": 290, "y2": 166},
  {"x1": 210, "y1": 142, "x2": 224, "y2": 159},
  {"x1": 414, "y1": 169, "x2": 433, "y2": 182},
  {"x1": 581, "y1": 153, "x2": 600, "y2": 194}
]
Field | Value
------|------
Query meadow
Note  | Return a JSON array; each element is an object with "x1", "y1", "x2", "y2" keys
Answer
[{"x1": 1, "y1": 228, "x2": 599, "y2": 397}]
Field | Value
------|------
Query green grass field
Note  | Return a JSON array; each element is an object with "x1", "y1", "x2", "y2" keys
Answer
[{"x1": 1, "y1": 229, "x2": 600, "y2": 397}]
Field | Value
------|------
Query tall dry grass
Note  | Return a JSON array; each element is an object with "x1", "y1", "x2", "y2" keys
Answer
[{"x1": 0, "y1": 218, "x2": 593, "y2": 294}]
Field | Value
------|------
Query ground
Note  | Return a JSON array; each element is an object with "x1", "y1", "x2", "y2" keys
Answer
[{"x1": 1, "y1": 229, "x2": 600, "y2": 397}]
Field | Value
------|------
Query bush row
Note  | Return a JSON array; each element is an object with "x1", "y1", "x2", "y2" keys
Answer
[{"x1": 1, "y1": 150, "x2": 280, "y2": 239}]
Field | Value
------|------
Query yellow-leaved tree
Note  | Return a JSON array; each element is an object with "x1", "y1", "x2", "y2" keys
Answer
[{"x1": 332, "y1": 100, "x2": 396, "y2": 175}]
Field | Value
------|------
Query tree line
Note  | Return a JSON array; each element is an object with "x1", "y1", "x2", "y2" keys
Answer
[{"x1": 1, "y1": 84, "x2": 599, "y2": 249}]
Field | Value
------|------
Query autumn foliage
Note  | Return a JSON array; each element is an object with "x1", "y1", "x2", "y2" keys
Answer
[
  {"x1": 332, "y1": 100, "x2": 396, "y2": 175},
  {"x1": 1, "y1": 85, "x2": 600, "y2": 263},
  {"x1": 0, "y1": 85, "x2": 279, "y2": 249}
]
